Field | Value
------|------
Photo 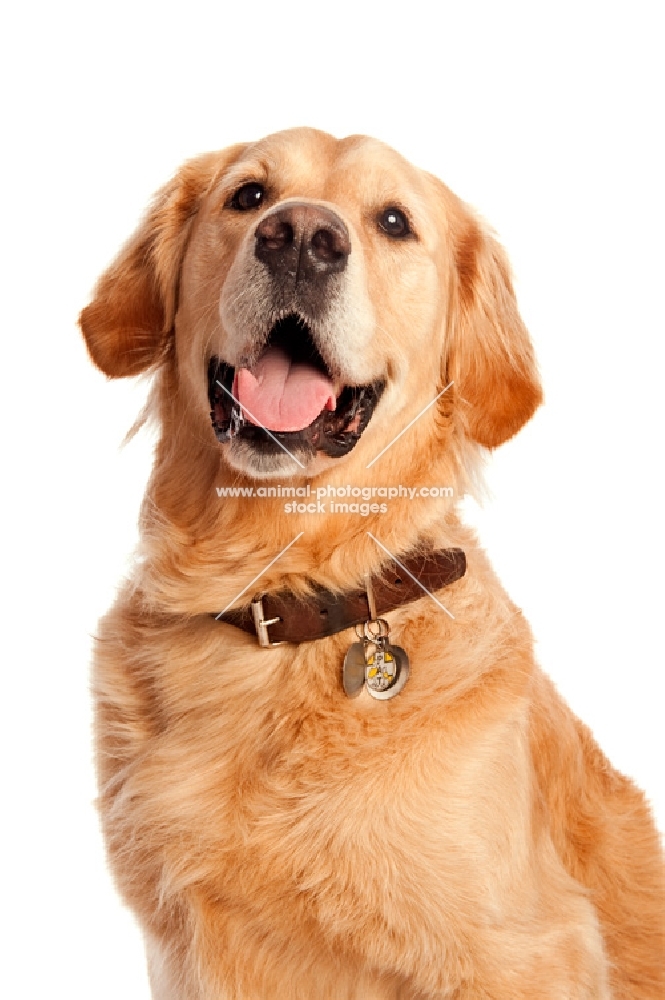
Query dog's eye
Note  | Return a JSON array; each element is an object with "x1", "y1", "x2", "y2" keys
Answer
[
  {"x1": 230, "y1": 182, "x2": 265, "y2": 211},
  {"x1": 378, "y1": 207, "x2": 411, "y2": 238}
]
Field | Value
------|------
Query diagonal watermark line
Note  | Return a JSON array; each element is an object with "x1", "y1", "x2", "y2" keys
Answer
[
  {"x1": 216, "y1": 532, "x2": 304, "y2": 618},
  {"x1": 216, "y1": 380, "x2": 306, "y2": 469},
  {"x1": 366, "y1": 532, "x2": 455, "y2": 619},
  {"x1": 365, "y1": 381, "x2": 454, "y2": 469}
]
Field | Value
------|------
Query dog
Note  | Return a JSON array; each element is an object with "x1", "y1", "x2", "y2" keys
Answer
[{"x1": 80, "y1": 128, "x2": 664, "y2": 999}]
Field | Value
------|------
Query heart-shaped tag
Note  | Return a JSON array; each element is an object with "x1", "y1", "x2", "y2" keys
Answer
[{"x1": 342, "y1": 640, "x2": 410, "y2": 700}]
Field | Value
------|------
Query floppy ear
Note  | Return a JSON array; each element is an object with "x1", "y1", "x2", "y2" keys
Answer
[
  {"x1": 446, "y1": 216, "x2": 542, "y2": 448},
  {"x1": 79, "y1": 149, "x2": 241, "y2": 377}
]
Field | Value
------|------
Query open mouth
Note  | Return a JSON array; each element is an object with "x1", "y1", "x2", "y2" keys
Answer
[{"x1": 208, "y1": 314, "x2": 385, "y2": 460}]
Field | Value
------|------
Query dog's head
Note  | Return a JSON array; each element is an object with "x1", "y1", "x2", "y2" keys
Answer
[{"x1": 80, "y1": 128, "x2": 541, "y2": 485}]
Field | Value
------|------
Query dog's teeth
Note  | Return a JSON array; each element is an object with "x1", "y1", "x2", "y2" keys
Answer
[{"x1": 230, "y1": 405, "x2": 245, "y2": 437}]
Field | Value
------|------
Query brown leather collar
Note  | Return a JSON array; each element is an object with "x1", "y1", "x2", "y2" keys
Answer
[{"x1": 216, "y1": 548, "x2": 466, "y2": 646}]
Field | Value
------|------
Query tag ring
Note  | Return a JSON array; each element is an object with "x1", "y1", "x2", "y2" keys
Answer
[{"x1": 363, "y1": 618, "x2": 390, "y2": 643}]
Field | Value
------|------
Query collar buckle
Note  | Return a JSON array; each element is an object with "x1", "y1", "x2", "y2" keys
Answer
[{"x1": 250, "y1": 596, "x2": 283, "y2": 647}]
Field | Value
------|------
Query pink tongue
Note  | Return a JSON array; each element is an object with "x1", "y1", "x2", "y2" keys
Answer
[{"x1": 235, "y1": 347, "x2": 336, "y2": 432}]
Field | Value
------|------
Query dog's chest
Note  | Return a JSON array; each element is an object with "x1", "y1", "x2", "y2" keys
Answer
[{"x1": 148, "y1": 643, "x2": 528, "y2": 935}]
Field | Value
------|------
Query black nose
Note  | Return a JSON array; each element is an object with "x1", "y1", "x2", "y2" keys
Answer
[{"x1": 255, "y1": 202, "x2": 351, "y2": 281}]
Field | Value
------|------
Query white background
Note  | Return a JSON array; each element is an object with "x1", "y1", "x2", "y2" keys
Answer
[{"x1": 1, "y1": 2, "x2": 663, "y2": 997}]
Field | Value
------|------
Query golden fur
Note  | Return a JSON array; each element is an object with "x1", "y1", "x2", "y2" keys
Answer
[{"x1": 80, "y1": 128, "x2": 664, "y2": 999}]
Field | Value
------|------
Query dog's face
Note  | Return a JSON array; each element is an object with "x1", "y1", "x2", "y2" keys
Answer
[
  {"x1": 193, "y1": 130, "x2": 448, "y2": 478},
  {"x1": 80, "y1": 128, "x2": 541, "y2": 482}
]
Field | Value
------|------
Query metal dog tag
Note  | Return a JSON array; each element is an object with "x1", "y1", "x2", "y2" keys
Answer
[
  {"x1": 342, "y1": 642, "x2": 367, "y2": 698},
  {"x1": 365, "y1": 643, "x2": 396, "y2": 692},
  {"x1": 365, "y1": 642, "x2": 410, "y2": 701},
  {"x1": 343, "y1": 614, "x2": 410, "y2": 701}
]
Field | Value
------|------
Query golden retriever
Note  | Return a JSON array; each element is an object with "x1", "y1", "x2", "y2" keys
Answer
[{"x1": 80, "y1": 128, "x2": 664, "y2": 999}]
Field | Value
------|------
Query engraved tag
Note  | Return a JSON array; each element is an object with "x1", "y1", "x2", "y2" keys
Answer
[
  {"x1": 343, "y1": 616, "x2": 410, "y2": 701},
  {"x1": 365, "y1": 645, "x2": 396, "y2": 693},
  {"x1": 365, "y1": 643, "x2": 410, "y2": 701},
  {"x1": 342, "y1": 642, "x2": 367, "y2": 698}
]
